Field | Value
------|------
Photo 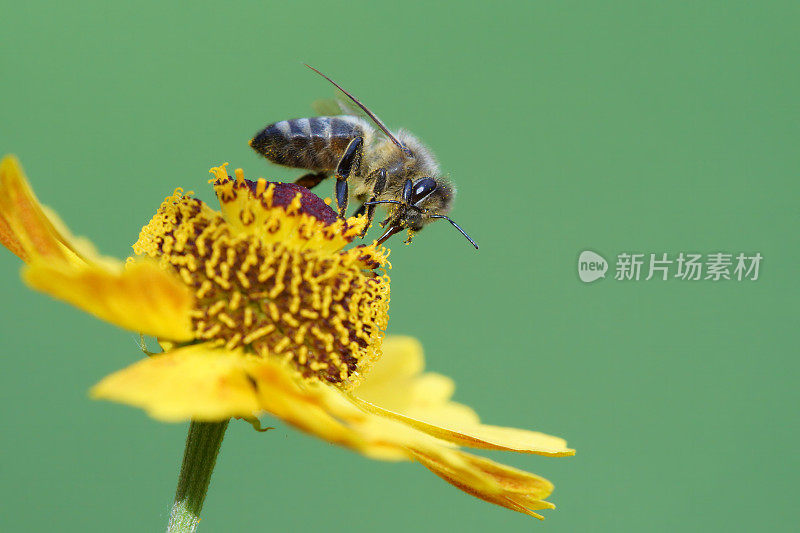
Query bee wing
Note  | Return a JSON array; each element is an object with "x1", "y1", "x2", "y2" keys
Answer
[
  {"x1": 312, "y1": 98, "x2": 348, "y2": 116},
  {"x1": 311, "y1": 96, "x2": 365, "y2": 119},
  {"x1": 308, "y1": 69, "x2": 407, "y2": 153}
]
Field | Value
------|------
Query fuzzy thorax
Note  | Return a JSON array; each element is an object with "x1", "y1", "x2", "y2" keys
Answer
[{"x1": 133, "y1": 164, "x2": 390, "y2": 387}]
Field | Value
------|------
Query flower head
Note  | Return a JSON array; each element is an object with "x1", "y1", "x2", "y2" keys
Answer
[
  {"x1": 0, "y1": 155, "x2": 574, "y2": 519},
  {"x1": 133, "y1": 164, "x2": 390, "y2": 386}
]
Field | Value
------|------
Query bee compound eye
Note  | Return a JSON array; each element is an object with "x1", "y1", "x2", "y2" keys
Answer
[{"x1": 411, "y1": 177, "x2": 437, "y2": 203}]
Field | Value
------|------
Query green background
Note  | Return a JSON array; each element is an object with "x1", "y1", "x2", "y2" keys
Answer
[{"x1": 1, "y1": 1, "x2": 797, "y2": 531}]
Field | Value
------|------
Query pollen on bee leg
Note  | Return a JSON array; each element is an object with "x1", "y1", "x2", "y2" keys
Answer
[{"x1": 134, "y1": 166, "x2": 391, "y2": 386}]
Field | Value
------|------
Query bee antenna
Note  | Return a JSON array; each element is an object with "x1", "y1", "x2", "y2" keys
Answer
[
  {"x1": 363, "y1": 200, "x2": 424, "y2": 213},
  {"x1": 363, "y1": 200, "x2": 403, "y2": 207},
  {"x1": 429, "y1": 215, "x2": 479, "y2": 250},
  {"x1": 304, "y1": 64, "x2": 412, "y2": 157}
]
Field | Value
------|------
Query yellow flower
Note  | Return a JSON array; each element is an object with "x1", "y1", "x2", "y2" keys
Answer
[{"x1": 0, "y1": 155, "x2": 574, "y2": 519}]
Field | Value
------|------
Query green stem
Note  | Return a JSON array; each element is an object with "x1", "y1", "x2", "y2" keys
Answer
[{"x1": 167, "y1": 420, "x2": 230, "y2": 533}]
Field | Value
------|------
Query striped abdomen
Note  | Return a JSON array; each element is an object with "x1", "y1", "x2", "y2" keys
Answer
[{"x1": 250, "y1": 116, "x2": 367, "y2": 171}]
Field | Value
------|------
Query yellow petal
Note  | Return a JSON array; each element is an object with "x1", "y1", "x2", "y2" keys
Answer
[
  {"x1": 349, "y1": 396, "x2": 574, "y2": 457},
  {"x1": 357, "y1": 336, "x2": 424, "y2": 388},
  {"x1": 328, "y1": 398, "x2": 454, "y2": 454},
  {"x1": 1, "y1": 155, "x2": 194, "y2": 340},
  {"x1": 245, "y1": 358, "x2": 408, "y2": 461},
  {"x1": 410, "y1": 447, "x2": 556, "y2": 520},
  {"x1": 290, "y1": 376, "x2": 564, "y2": 518},
  {"x1": 23, "y1": 259, "x2": 193, "y2": 341},
  {"x1": 91, "y1": 345, "x2": 261, "y2": 422},
  {"x1": 349, "y1": 336, "x2": 574, "y2": 456},
  {"x1": 0, "y1": 209, "x2": 28, "y2": 261},
  {"x1": 355, "y1": 336, "x2": 476, "y2": 422},
  {"x1": 456, "y1": 453, "x2": 554, "y2": 497},
  {"x1": 0, "y1": 155, "x2": 85, "y2": 265}
]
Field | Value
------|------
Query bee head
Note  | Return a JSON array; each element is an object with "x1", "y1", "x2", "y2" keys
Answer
[{"x1": 367, "y1": 178, "x2": 478, "y2": 249}]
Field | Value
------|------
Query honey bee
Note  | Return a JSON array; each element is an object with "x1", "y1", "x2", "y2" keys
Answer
[{"x1": 249, "y1": 65, "x2": 478, "y2": 249}]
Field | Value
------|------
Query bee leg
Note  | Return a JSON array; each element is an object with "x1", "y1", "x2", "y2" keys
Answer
[
  {"x1": 359, "y1": 168, "x2": 388, "y2": 238},
  {"x1": 335, "y1": 180, "x2": 349, "y2": 218},
  {"x1": 294, "y1": 171, "x2": 329, "y2": 190},
  {"x1": 378, "y1": 213, "x2": 393, "y2": 228},
  {"x1": 334, "y1": 136, "x2": 363, "y2": 218}
]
